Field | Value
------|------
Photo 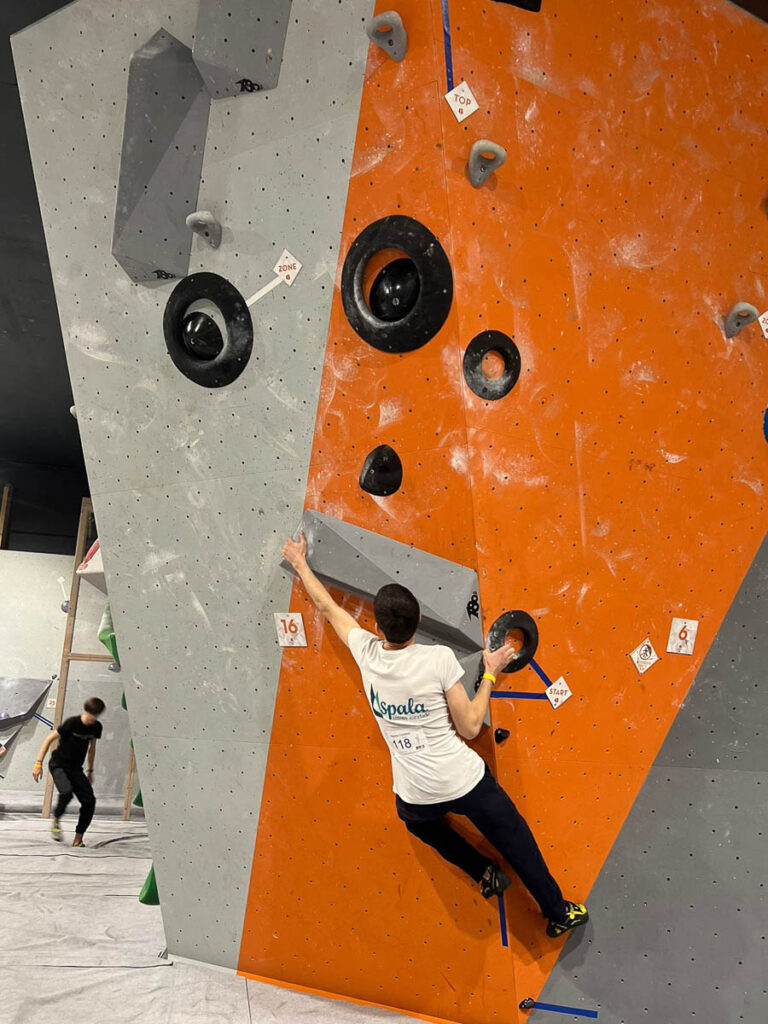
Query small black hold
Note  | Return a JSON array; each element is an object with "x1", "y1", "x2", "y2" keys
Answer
[
  {"x1": 519, "y1": 997, "x2": 537, "y2": 1011},
  {"x1": 359, "y1": 444, "x2": 403, "y2": 496},
  {"x1": 182, "y1": 312, "x2": 224, "y2": 361},
  {"x1": 369, "y1": 258, "x2": 421, "y2": 323},
  {"x1": 463, "y1": 330, "x2": 521, "y2": 401},
  {"x1": 494, "y1": 728, "x2": 510, "y2": 744}
]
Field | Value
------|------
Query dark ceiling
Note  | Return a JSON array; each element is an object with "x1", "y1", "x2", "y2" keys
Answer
[{"x1": 1, "y1": 0, "x2": 88, "y2": 554}]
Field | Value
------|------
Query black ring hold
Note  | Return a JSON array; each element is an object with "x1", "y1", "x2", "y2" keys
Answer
[
  {"x1": 487, "y1": 610, "x2": 539, "y2": 674},
  {"x1": 341, "y1": 215, "x2": 453, "y2": 353},
  {"x1": 463, "y1": 330, "x2": 521, "y2": 401},
  {"x1": 359, "y1": 444, "x2": 403, "y2": 496},
  {"x1": 163, "y1": 272, "x2": 253, "y2": 388}
]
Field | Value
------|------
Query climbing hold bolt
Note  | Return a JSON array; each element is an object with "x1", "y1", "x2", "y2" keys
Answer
[
  {"x1": 724, "y1": 302, "x2": 759, "y2": 339},
  {"x1": 467, "y1": 140, "x2": 507, "y2": 188},
  {"x1": 366, "y1": 12, "x2": 408, "y2": 62},
  {"x1": 186, "y1": 210, "x2": 222, "y2": 249}
]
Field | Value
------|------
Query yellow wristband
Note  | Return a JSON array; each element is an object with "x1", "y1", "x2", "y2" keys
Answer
[{"x1": 482, "y1": 672, "x2": 496, "y2": 684}]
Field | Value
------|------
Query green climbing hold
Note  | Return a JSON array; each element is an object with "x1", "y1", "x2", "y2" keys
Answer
[
  {"x1": 98, "y1": 602, "x2": 121, "y2": 666},
  {"x1": 139, "y1": 864, "x2": 159, "y2": 905},
  {"x1": 133, "y1": 788, "x2": 143, "y2": 808},
  {"x1": 121, "y1": 691, "x2": 127, "y2": 711}
]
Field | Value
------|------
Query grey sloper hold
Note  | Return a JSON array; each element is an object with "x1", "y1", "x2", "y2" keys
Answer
[
  {"x1": 366, "y1": 12, "x2": 408, "y2": 62},
  {"x1": 193, "y1": 0, "x2": 292, "y2": 98},
  {"x1": 0, "y1": 678, "x2": 52, "y2": 729},
  {"x1": 186, "y1": 211, "x2": 222, "y2": 248},
  {"x1": 112, "y1": 29, "x2": 210, "y2": 283},
  {"x1": 467, "y1": 140, "x2": 507, "y2": 188},
  {"x1": 724, "y1": 302, "x2": 759, "y2": 338},
  {"x1": 283, "y1": 510, "x2": 484, "y2": 654}
]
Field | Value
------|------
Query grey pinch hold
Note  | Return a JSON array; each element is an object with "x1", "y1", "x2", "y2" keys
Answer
[
  {"x1": 186, "y1": 211, "x2": 222, "y2": 249},
  {"x1": 724, "y1": 302, "x2": 759, "y2": 339},
  {"x1": 366, "y1": 12, "x2": 408, "y2": 62},
  {"x1": 467, "y1": 140, "x2": 507, "y2": 188}
]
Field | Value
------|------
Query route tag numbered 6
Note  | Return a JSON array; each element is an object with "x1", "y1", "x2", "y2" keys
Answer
[
  {"x1": 275, "y1": 612, "x2": 307, "y2": 647},
  {"x1": 666, "y1": 617, "x2": 698, "y2": 656},
  {"x1": 390, "y1": 729, "x2": 429, "y2": 757}
]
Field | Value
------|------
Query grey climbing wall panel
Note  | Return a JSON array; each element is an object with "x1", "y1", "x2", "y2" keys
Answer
[
  {"x1": 13, "y1": 0, "x2": 371, "y2": 970},
  {"x1": 0, "y1": 678, "x2": 51, "y2": 728},
  {"x1": 112, "y1": 28, "x2": 210, "y2": 283},
  {"x1": 290, "y1": 510, "x2": 484, "y2": 653},
  {"x1": 193, "y1": 0, "x2": 292, "y2": 98},
  {"x1": 529, "y1": 532, "x2": 768, "y2": 1023}
]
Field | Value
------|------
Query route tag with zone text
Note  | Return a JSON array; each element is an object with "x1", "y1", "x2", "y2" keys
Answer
[
  {"x1": 275, "y1": 612, "x2": 307, "y2": 647},
  {"x1": 546, "y1": 677, "x2": 572, "y2": 709},
  {"x1": 389, "y1": 729, "x2": 429, "y2": 757}
]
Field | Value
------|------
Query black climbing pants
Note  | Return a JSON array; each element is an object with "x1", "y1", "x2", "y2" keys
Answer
[
  {"x1": 50, "y1": 766, "x2": 96, "y2": 836},
  {"x1": 395, "y1": 766, "x2": 567, "y2": 922}
]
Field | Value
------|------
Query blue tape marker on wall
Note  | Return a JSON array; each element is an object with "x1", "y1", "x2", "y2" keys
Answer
[
  {"x1": 528, "y1": 657, "x2": 554, "y2": 688},
  {"x1": 491, "y1": 691, "x2": 548, "y2": 700},
  {"x1": 497, "y1": 893, "x2": 508, "y2": 947},
  {"x1": 34, "y1": 713, "x2": 54, "y2": 728},
  {"x1": 763, "y1": 404, "x2": 768, "y2": 444},
  {"x1": 529, "y1": 1001, "x2": 598, "y2": 1019},
  {"x1": 440, "y1": 0, "x2": 455, "y2": 92}
]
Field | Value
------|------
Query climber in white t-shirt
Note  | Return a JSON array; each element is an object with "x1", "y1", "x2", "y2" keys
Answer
[{"x1": 282, "y1": 531, "x2": 588, "y2": 939}]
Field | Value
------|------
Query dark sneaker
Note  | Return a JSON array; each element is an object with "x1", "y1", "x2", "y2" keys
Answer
[
  {"x1": 51, "y1": 820, "x2": 62, "y2": 842},
  {"x1": 546, "y1": 901, "x2": 588, "y2": 938},
  {"x1": 480, "y1": 863, "x2": 511, "y2": 899}
]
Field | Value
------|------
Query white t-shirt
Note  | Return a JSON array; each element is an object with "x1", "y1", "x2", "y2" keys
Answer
[{"x1": 348, "y1": 627, "x2": 486, "y2": 805}]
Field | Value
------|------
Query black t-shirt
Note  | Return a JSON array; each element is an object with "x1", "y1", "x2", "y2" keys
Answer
[{"x1": 50, "y1": 716, "x2": 103, "y2": 770}]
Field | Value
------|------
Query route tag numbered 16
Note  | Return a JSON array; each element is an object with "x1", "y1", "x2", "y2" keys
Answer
[
  {"x1": 444, "y1": 80, "x2": 480, "y2": 122},
  {"x1": 666, "y1": 617, "x2": 699, "y2": 656},
  {"x1": 274, "y1": 612, "x2": 307, "y2": 647},
  {"x1": 546, "y1": 677, "x2": 572, "y2": 710}
]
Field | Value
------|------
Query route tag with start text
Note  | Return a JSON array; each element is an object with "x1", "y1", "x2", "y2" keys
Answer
[
  {"x1": 389, "y1": 729, "x2": 429, "y2": 757},
  {"x1": 666, "y1": 617, "x2": 699, "y2": 656},
  {"x1": 275, "y1": 612, "x2": 307, "y2": 647},
  {"x1": 546, "y1": 677, "x2": 572, "y2": 709}
]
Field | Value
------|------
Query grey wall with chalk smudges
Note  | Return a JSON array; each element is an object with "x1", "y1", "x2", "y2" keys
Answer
[{"x1": 13, "y1": 0, "x2": 372, "y2": 968}]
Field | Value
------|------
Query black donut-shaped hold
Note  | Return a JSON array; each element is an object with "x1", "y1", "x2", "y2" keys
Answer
[
  {"x1": 463, "y1": 330, "x2": 521, "y2": 401},
  {"x1": 486, "y1": 609, "x2": 539, "y2": 674},
  {"x1": 340, "y1": 215, "x2": 453, "y2": 353},
  {"x1": 163, "y1": 272, "x2": 253, "y2": 388}
]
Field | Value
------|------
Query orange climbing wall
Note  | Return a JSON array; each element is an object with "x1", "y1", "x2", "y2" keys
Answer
[{"x1": 238, "y1": 2, "x2": 768, "y2": 1021}]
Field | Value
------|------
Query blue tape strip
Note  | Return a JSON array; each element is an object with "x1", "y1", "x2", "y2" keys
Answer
[
  {"x1": 440, "y1": 0, "x2": 454, "y2": 92},
  {"x1": 528, "y1": 657, "x2": 554, "y2": 688},
  {"x1": 531, "y1": 1001, "x2": 598, "y2": 1019},
  {"x1": 497, "y1": 894, "x2": 508, "y2": 947},
  {"x1": 34, "y1": 713, "x2": 54, "y2": 728},
  {"x1": 491, "y1": 691, "x2": 549, "y2": 700}
]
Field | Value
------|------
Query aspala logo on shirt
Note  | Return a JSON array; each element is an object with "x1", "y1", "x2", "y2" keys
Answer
[{"x1": 370, "y1": 686, "x2": 427, "y2": 721}]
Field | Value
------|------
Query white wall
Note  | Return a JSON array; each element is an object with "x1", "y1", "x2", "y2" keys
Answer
[{"x1": 0, "y1": 549, "x2": 138, "y2": 812}]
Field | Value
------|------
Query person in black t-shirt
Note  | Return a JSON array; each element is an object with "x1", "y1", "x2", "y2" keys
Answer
[{"x1": 33, "y1": 697, "x2": 105, "y2": 846}]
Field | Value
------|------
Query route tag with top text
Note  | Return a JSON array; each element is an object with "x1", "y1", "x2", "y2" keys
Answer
[
  {"x1": 444, "y1": 80, "x2": 479, "y2": 122},
  {"x1": 666, "y1": 617, "x2": 699, "y2": 656},
  {"x1": 274, "y1": 612, "x2": 307, "y2": 647},
  {"x1": 389, "y1": 729, "x2": 429, "y2": 757},
  {"x1": 629, "y1": 637, "x2": 659, "y2": 674},
  {"x1": 546, "y1": 677, "x2": 572, "y2": 710}
]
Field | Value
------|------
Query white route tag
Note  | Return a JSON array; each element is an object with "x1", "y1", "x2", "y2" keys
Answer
[
  {"x1": 546, "y1": 676, "x2": 572, "y2": 709},
  {"x1": 274, "y1": 612, "x2": 307, "y2": 647},
  {"x1": 444, "y1": 80, "x2": 479, "y2": 122},
  {"x1": 389, "y1": 729, "x2": 429, "y2": 757},
  {"x1": 629, "y1": 638, "x2": 659, "y2": 674},
  {"x1": 273, "y1": 249, "x2": 302, "y2": 286},
  {"x1": 758, "y1": 310, "x2": 768, "y2": 339},
  {"x1": 46, "y1": 698, "x2": 57, "y2": 709},
  {"x1": 666, "y1": 617, "x2": 699, "y2": 656}
]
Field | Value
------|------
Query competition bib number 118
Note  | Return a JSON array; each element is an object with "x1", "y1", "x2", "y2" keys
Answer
[{"x1": 390, "y1": 729, "x2": 429, "y2": 757}]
